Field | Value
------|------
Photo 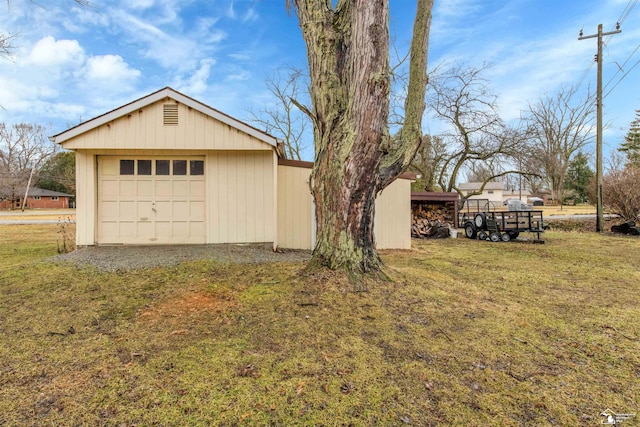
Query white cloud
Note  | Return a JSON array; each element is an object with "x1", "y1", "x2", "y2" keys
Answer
[
  {"x1": 129, "y1": 0, "x2": 156, "y2": 10},
  {"x1": 226, "y1": 70, "x2": 250, "y2": 81},
  {"x1": 27, "y1": 36, "x2": 85, "y2": 68},
  {"x1": 86, "y1": 55, "x2": 141, "y2": 81},
  {"x1": 175, "y1": 58, "x2": 215, "y2": 95},
  {"x1": 243, "y1": 7, "x2": 258, "y2": 23},
  {"x1": 110, "y1": 10, "x2": 224, "y2": 71}
]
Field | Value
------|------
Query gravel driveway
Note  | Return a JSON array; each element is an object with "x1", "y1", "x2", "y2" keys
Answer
[{"x1": 55, "y1": 243, "x2": 311, "y2": 272}]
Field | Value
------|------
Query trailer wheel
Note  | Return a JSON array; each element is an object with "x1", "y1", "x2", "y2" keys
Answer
[
  {"x1": 478, "y1": 230, "x2": 488, "y2": 240},
  {"x1": 489, "y1": 232, "x2": 501, "y2": 242},
  {"x1": 501, "y1": 233, "x2": 511, "y2": 242},
  {"x1": 507, "y1": 231, "x2": 520, "y2": 240},
  {"x1": 464, "y1": 223, "x2": 477, "y2": 239},
  {"x1": 474, "y1": 213, "x2": 486, "y2": 228}
]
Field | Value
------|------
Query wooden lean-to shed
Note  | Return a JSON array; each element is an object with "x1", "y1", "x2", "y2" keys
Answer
[{"x1": 50, "y1": 87, "x2": 413, "y2": 250}]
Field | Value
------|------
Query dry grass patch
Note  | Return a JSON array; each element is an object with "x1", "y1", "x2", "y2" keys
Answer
[{"x1": 0, "y1": 224, "x2": 639, "y2": 426}]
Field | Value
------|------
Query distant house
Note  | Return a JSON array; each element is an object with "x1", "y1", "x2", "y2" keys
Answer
[
  {"x1": 458, "y1": 182, "x2": 505, "y2": 204},
  {"x1": 0, "y1": 188, "x2": 73, "y2": 210}
]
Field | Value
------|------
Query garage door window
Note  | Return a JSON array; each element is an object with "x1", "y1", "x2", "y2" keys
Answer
[
  {"x1": 190, "y1": 160, "x2": 204, "y2": 175},
  {"x1": 138, "y1": 160, "x2": 152, "y2": 175},
  {"x1": 156, "y1": 160, "x2": 170, "y2": 175},
  {"x1": 173, "y1": 160, "x2": 187, "y2": 175},
  {"x1": 120, "y1": 160, "x2": 135, "y2": 175},
  {"x1": 118, "y1": 158, "x2": 202, "y2": 176}
]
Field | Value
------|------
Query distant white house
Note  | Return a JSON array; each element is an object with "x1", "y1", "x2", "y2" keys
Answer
[
  {"x1": 458, "y1": 182, "x2": 531, "y2": 205},
  {"x1": 458, "y1": 182, "x2": 505, "y2": 204}
]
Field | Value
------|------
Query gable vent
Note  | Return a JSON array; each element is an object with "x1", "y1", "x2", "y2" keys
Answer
[{"x1": 163, "y1": 104, "x2": 179, "y2": 126}]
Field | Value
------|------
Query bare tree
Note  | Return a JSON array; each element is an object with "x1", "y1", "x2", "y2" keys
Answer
[
  {"x1": 407, "y1": 134, "x2": 447, "y2": 192},
  {"x1": 0, "y1": 32, "x2": 15, "y2": 59},
  {"x1": 603, "y1": 157, "x2": 640, "y2": 221},
  {"x1": 248, "y1": 67, "x2": 311, "y2": 160},
  {"x1": 288, "y1": 0, "x2": 433, "y2": 275},
  {"x1": 523, "y1": 86, "x2": 595, "y2": 205},
  {"x1": 427, "y1": 63, "x2": 526, "y2": 196},
  {"x1": 0, "y1": 123, "x2": 59, "y2": 208}
]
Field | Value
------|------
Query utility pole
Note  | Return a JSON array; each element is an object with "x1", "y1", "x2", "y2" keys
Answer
[{"x1": 579, "y1": 23, "x2": 621, "y2": 232}]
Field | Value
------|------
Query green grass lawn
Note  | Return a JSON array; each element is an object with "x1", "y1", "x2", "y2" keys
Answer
[{"x1": 1, "y1": 224, "x2": 639, "y2": 426}]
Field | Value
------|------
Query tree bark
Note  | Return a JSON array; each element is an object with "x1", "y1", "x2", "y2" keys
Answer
[{"x1": 291, "y1": 0, "x2": 433, "y2": 274}]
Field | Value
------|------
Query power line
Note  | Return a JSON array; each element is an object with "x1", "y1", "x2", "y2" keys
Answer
[
  {"x1": 604, "y1": 56, "x2": 640, "y2": 99},
  {"x1": 601, "y1": 0, "x2": 639, "y2": 87}
]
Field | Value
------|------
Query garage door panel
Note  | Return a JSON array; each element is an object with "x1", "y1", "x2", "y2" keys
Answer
[
  {"x1": 137, "y1": 221, "x2": 154, "y2": 239},
  {"x1": 155, "y1": 180, "x2": 172, "y2": 197},
  {"x1": 119, "y1": 221, "x2": 136, "y2": 236},
  {"x1": 190, "y1": 181, "x2": 205, "y2": 196},
  {"x1": 100, "y1": 221, "x2": 118, "y2": 238},
  {"x1": 156, "y1": 221, "x2": 172, "y2": 238},
  {"x1": 172, "y1": 202, "x2": 189, "y2": 217},
  {"x1": 101, "y1": 158, "x2": 118, "y2": 175},
  {"x1": 137, "y1": 180, "x2": 154, "y2": 197},
  {"x1": 101, "y1": 180, "x2": 119, "y2": 197},
  {"x1": 119, "y1": 181, "x2": 137, "y2": 197},
  {"x1": 172, "y1": 180, "x2": 189, "y2": 196},
  {"x1": 172, "y1": 221, "x2": 189, "y2": 237},
  {"x1": 190, "y1": 222, "x2": 206, "y2": 238},
  {"x1": 101, "y1": 201, "x2": 118, "y2": 218},
  {"x1": 98, "y1": 156, "x2": 206, "y2": 245},
  {"x1": 191, "y1": 201, "x2": 205, "y2": 218},
  {"x1": 137, "y1": 201, "x2": 154, "y2": 220},
  {"x1": 119, "y1": 201, "x2": 137, "y2": 219}
]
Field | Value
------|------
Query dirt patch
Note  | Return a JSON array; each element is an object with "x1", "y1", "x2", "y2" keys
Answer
[{"x1": 139, "y1": 291, "x2": 236, "y2": 322}]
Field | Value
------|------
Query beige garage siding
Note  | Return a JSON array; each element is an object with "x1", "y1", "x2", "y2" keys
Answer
[
  {"x1": 62, "y1": 101, "x2": 272, "y2": 152},
  {"x1": 276, "y1": 162, "x2": 411, "y2": 250},
  {"x1": 207, "y1": 151, "x2": 276, "y2": 244},
  {"x1": 74, "y1": 150, "x2": 97, "y2": 247},
  {"x1": 375, "y1": 179, "x2": 412, "y2": 249},
  {"x1": 277, "y1": 165, "x2": 313, "y2": 250}
]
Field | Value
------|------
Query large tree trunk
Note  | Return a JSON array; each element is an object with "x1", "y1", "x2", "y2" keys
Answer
[{"x1": 291, "y1": 0, "x2": 433, "y2": 275}]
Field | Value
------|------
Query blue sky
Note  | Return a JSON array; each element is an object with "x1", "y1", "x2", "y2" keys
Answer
[{"x1": 1, "y1": 0, "x2": 639, "y2": 162}]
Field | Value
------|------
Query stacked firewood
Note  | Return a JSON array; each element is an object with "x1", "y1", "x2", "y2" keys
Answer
[{"x1": 411, "y1": 204, "x2": 453, "y2": 239}]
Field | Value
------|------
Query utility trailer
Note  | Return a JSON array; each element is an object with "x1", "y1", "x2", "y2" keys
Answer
[{"x1": 458, "y1": 199, "x2": 545, "y2": 243}]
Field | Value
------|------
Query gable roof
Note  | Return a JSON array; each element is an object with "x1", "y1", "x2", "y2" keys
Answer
[{"x1": 50, "y1": 87, "x2": 278, "y2": 147}]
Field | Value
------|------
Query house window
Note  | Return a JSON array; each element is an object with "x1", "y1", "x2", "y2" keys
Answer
[
  {"x1": 120, "y1": 160, "x2": 135, "y2": 175},
  {"x1": 488, "y1": 190, "x2": 494, "y2": 194},
  {"x1": 51, "y1": 196, "x2": 59, "y2": 201},
  {"x1": 190, "y1": 160, "x2": 204, "y2": 176},
  {"x1": 163, "y1": 104, "x2": 179, "y2": 126},
  {"x1": 173, "y1": 160, "x2": 187, "y2": 175},
  {"x1": 34, "y1": 196, "x2": 41, "y2": 200},
  {"x1": 138, "y1": 160, "x2": 152, "y2": 175},
  {"x1": 156, "y1": 160, "x2": 170, "y2": 175}
]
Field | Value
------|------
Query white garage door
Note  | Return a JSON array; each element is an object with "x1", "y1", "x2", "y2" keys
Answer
[{"x1": 97, "y1": 156, "x2": 206, "y2": 244}]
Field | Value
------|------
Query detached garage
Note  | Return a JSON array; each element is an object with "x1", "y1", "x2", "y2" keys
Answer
[{"x1": 51, "y1": 87, "x2": 412, "y2": 250}]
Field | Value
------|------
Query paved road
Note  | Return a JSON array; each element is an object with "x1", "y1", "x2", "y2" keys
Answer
[
  {"x1": 0, "y1": 220, "x2": 74, "y2": 225},
  {"x1": 545, "y1": 214, "x2": 618, "y2": 221},
  {"x1": 0, "y1": 209, "x2": 76, "y2": 225},
  {"x1": 0, "y1": 209, "x2": 75, "y2": 217}
]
